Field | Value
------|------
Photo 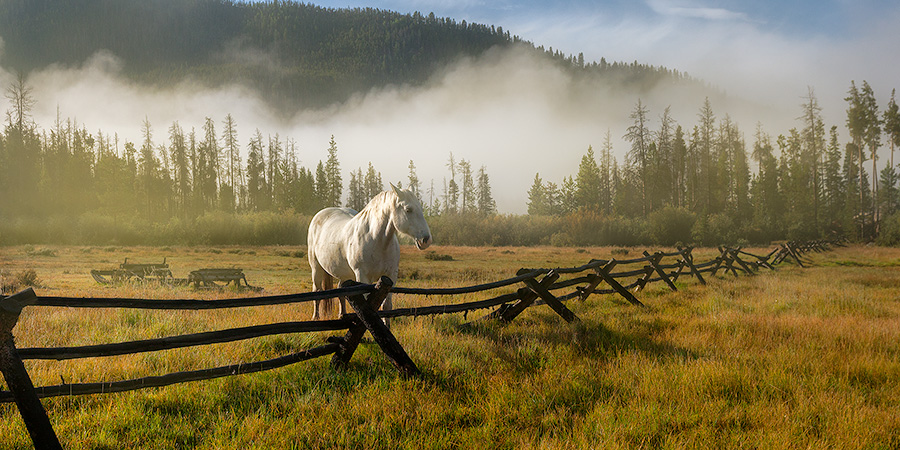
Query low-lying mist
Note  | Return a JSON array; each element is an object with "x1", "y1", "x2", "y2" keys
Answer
[{"x1": 6, "y1": 44, "x2": 803, "y2": 213}]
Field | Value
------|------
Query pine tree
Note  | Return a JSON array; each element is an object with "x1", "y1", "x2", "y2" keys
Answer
[
  {"x1": 458, "y1": 159, "x2": 475, "y2": 213},
  {"x1": 846, "y1": 81, "x2": 868, "y2": 238},
  {"x1": 527, "y1": 173, "x2": 546, "y2": 215},
  {"x1": 324, "y1": 135, "x2": 342, "y2": 207},
  {"x1": 168, "y1": 121, "x2": 190, "y2": 218},
  {"x1": 653, "y1": 106, "x2": 675, "y2": 210},
  {"x1": 599, "y1": 130, "x2": 614, "y2": 214},
  {"x1": 696, "y1": 98, "x2": 717, "y2": 214},
  {"x1": 800, "y1": 88, "x2": 826, "y2": 233},
  {"x1": 314, "y1": 161, "x2": 328, "y2": 211},
  {"x1": 364, "y1": 162, "x2": 383, "y2": 201},
  {"x1": 751, "y1": 124, "x2": 781, "y2": 237},
  {"x1": 475, "y1": 165, "x2": 496, "y2": 215},
  {"x1": 407, "y1": 160, "x2": 421, "y2": 202},
  {"x1": 822, "y1": 126, "x2": 845, "y2": 233},
  {"x1": 672, "y1": 125, "x2": 688, "y2": 208},
  {"x1": 574, "y1": 146, "x2": 601, "y2": 210},
  {"x1": 347, "y1": 168, "x2": 365, "y2": 211},
  {"x1": 220, "y1": 113, "x2": 240, "y2": 212},
  {"x1": 246, "y1": 130, "x2": 266, "y2": 211},
  {"x1": 860, "y1": 81, "x2": 882, "y2": 226},
  {"x1": 624, "y1": 99, "x2": 651, "y2": 214},
  {"x1": 885, "y1": 89, "x2": 900, "y2": 175},
  {"x1": 444, "y1": 153, "x2": 459, "y2": 214}
]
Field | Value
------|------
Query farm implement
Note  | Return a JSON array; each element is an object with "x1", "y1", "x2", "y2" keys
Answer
[
  {"x1": 91, "y1": 258, "x2": 260, "y2": 291},
  {"x1": 90, "y1": 258, "x2": 174, "y2": 285}
]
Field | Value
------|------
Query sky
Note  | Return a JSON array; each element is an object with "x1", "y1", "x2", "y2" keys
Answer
[
  {"x1": 6, "y1": 0, "x2": 900, "y2": 214},
  {"x1": 310, "y1": 0, "x2": 899, "y2": 117}
]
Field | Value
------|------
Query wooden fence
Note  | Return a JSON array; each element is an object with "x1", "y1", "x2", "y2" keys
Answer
[{"x1": 0, "y1": 241, "x2": 839, "y2": 448}]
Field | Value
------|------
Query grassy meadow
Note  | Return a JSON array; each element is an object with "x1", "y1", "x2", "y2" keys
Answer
[{"x1": 0, "y1": 244, "x2": 899, "y2": 449}]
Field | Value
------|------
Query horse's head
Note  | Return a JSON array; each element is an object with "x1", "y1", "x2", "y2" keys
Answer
[{"x1": 390, "y1": 184, "x2": 432, "y2": 250}]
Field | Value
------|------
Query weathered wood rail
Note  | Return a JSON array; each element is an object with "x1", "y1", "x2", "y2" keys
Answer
[{"x1": 0, "y1": 241, "x2": 837, "y2": 448}]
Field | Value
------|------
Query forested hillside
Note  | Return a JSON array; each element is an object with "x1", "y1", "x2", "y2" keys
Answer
[{"x1": 0, "y1": 0, "x2": 690, "y2": 111}]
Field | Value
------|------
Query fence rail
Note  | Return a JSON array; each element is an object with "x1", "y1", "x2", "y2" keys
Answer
[{"x1": 0, "y1": 240, "x2": 840, "y2": 448}]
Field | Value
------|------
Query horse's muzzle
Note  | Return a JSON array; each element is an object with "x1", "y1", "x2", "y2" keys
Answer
[{"x1": 416, "y1": 235, "x2": 432, "y2": 250}]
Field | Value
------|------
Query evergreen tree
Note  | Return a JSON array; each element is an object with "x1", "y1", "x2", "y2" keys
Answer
[
  {"x1": 885, "y1": 89, "x2": 900, "y2": 175},
  {"x1": 696, "y1": 98, "x2": 717, "y2": 213},
  {"x1": 347, "y1": 168, "x2": 365, "y2": 211},
  {"x1": 624, "y1": 99, "x2": 651, "y2": 214},
  {"x1": 363, "y1": 162, "x2": 383, "y2": 201},
  {"x1": 527, "y1": 173, "x2": 546, "y2": 215},
  {"x1": 751, "y1": 124, "x2": 782, "y2": 237},
  {"x1": 860, "y1": 81, "x2": 882, "y2": 224},
  {"x1": 672, "y1": 125, "x2": 688, "y2": 208},
  {"x1": 324, "y1": 135, "x2": 342, "y2": 207},
  {"x1": 246, "y1": 130, "x2": 266, "y2": 211},
  {"x1": 560, "y1": 176, "x2": 577, "y2": 215},
  {"x1": 652, "y1": 106, "x2": 675, "y2": 209},
  {"x1": 574, "y1": 146, "x2": 601, "y2": 210},
  {"x1": 407, "y1": 160, "x2": 421, "y2": 203},
  {"x1": 444, "y1": 153, "x2": 459, "y2": 214},
  {"x1": 220, "y1": 113, "x2": 240, "y2": 212},
  {"x1": 822, "y1": 126, "x2": 845, "y2": 233},
  {"x1": 458, "y1": 159, "x2": 475, "y2": 213},
  {"x1": 599, "y1": 130, "x2": 614, "y2": 214},
  {"x1": 475, "y1": 165, "x2": 496, "y2": 215},
  {"x1": 168, "y1": 121, "x2": 190, "y2": 218},
  {"x1": 799, "y1": 88, "x2": 826, "y2": 233},
  {"x1": 846, "y1": 81, "x2": 868, "y2": 238}
]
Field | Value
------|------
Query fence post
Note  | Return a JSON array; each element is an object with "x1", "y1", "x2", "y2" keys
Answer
[
  {"x1": 635, "y1": 265, "x2": 655, "y2": 292},
  {"x1": 0, "y1": 288, "x2": 63, "y2": 450},
  {"x1": 594, "y1": 260, "x2": 645, "y2": 307},
  {"x1": 520, "y1": 276, "x2": 579, "y2": 323},
  {"x1": 785, "y1": 243, "x2": 806, "y2": 267},
  {"x1": 578, "y1": 273, "x2": 605, "y2": 301},
  {"x1": 644, "y1": 251, "x2": 677, "y2": 291},
  {"x1": 728, "y1": 248, "x2": 756, "y2": 275},
  {"x1": 340, "y1": 278, "x2": 419, "y2": 378},
  {"x1": 718, "y1": 247, "x2": 739, "y2": 277},
  {"x1": 678, "y1": 247, "x2": 706, "y2": 285},
  {"x1": 331, "y1": 278, "x2": 393, "y2": 370},
  {"x1": 493, "y1": 271, "x2": 560, "y2": 323}
]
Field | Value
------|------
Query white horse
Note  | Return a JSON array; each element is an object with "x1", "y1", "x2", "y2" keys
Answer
[{"x1": 308, "y1": 184, "x2": 432, "y2": 321}]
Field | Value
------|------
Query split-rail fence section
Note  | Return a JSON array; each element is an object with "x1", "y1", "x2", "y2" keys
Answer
[{"x1": 0, "y1": 240, "x2": 839, "y2": 448}]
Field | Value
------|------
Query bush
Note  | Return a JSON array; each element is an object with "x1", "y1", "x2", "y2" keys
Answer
[
  {"x1": 1, "y1": 268, "x2": 41, "y2": 294},
  {"x1": 424, "y1": 251, "x2": 453, "y2": 261},
  {"x1": 877, "y1": 213, "x2": 900, "y2": 246},
  {"x1": 647, "y1": 206, "x2": 696, "y2": 246}
]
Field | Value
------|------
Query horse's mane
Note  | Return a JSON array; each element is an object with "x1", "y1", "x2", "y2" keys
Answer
[{"x1": 356, "y1": 190, "x2": 396, "y2": 220}]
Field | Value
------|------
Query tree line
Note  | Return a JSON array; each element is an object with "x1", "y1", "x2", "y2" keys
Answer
[
  {"x1": 3, "y1": 77, "x2": 899, "y2": 246},
  {"x1": 0, "y1": 73, "x2": 499, "y2": 245},
  {"x1": 527, "y1": 82, "x2": 900, "y2": 245}
]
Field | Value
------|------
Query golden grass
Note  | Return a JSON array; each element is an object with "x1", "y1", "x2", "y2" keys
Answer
[{"x1": 0, "y1": 244, "x2": 899, "y2": 448}]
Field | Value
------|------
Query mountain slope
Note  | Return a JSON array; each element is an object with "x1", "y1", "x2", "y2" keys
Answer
[{"x1": 0, "y1": 0, "x2": 695, "y2": 111}]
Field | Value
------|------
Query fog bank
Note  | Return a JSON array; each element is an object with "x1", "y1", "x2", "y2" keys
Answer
[{"x1": 7, "y1": 45, "x2": 817, "y2": 213}]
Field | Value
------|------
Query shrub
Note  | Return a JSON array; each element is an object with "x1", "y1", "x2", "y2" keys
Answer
[
  {"x1": 647, "y1": 206, "x2": 696, "y2": 246},
  {"x1": 424, "y1": 251, "x2": 453, "y2": 261}
]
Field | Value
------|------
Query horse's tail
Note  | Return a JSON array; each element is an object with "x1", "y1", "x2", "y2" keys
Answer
[{"x1": 320, "y1": 274, "x2": 335, "y2": 317}]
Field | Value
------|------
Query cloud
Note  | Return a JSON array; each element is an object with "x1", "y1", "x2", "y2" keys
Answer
[{"x1": 645, "y1": 0, "x2": 750, "y2": 22}]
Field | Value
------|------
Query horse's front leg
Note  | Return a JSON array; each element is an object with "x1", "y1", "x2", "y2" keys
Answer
[{"x1": 380, "y1": 268, "x2": 398, "y2": 329}]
